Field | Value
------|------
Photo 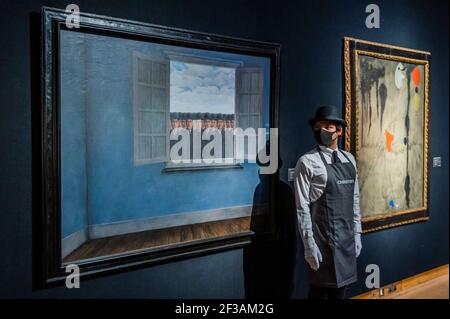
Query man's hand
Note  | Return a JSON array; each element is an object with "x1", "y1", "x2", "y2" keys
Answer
[
  {"x1": 355, "y1": 233, "x2": 362, "y2": 258},
  {"x1": 304, "y1": 238, "x2": 322, "y2": 270}
]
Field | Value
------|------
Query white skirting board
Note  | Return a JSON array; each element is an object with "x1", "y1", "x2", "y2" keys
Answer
[
  {"x1": 88, "y1": 204, "x2": 253, "y2": 239},
  {"x1": 61, "y1": 204, "x2": 254, "y2": 258},
  {"x1": 61, "y1": 228, "x2": 88, "y2": 259}
]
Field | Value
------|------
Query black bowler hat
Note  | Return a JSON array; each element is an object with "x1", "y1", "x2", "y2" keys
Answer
[{"x1": 308, "y1": 105, "x2": 346, "y2": 127}]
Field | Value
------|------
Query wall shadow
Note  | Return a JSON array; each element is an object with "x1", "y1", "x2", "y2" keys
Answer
[{"x1": 243, "y1": 160, "x2": 298, "y2": 299}]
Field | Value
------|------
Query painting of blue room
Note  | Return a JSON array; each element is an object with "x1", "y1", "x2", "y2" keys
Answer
[{"x1": 59, "y1": 29, "x2": 272, "y2": 262}]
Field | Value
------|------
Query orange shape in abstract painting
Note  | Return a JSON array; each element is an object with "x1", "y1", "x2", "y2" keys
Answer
[
  {"x1": 385, "y1": 129, "x2": 394, "y2": 152},
  {"x1": 412, "y1": 66, "x2": 421, "y2": 87}
]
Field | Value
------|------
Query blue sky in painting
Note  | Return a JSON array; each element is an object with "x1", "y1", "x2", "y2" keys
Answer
[{"x1": 170, "y1": 61, "x2": 235, "y2": 114}]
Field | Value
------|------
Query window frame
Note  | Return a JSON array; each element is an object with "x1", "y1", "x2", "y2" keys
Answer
[
  {"x1": 133, "y1": 53, "x2": 267, "y2": 171},
  {"x1": 166, "y1": 56, "x2": 241, "y2": 169}
]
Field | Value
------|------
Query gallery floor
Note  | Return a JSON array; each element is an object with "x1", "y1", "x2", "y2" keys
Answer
[
  {"x1": 392, "y1": 272, "x2": 448, "y2": 299},
  {"x1": 354, "y1": 264, "x2": 449, "y2": 299},
  {"x1": 63, "y1": 216, "x2": 252, "y2": 263}
]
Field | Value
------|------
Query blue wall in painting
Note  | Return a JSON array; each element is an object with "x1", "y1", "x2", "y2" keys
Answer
[
  {"x1": 60, "y1": 33, "x2": 88, "y2": 238},
  {"x1": 59, "y1": 31, "x2": 271, "y2": 236},
  {"x1": 0, "y1": 0, "x2": 448, "y2": 299}
]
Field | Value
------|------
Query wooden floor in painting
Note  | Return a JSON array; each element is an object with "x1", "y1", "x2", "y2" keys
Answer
[{"x1": 63, "y1": 216, "x2": 251, "y2": 263}]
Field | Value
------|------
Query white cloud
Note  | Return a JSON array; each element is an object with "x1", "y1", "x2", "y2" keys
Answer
[{"x1": 170, "y1": 61, "x2": 235, "y2": 113}]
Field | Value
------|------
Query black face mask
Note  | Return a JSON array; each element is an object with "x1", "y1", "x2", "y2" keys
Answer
[{"x1": 314, "y1": 128, "x2": 337, "y2": 146}]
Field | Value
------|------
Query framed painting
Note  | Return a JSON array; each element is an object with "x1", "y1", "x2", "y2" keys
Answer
[
  {"x1": 38, "y1": 7, "x2": 280, "y2": 286},
  {"x1": 343, "y1": 37, "x2": 430, "y2": 233}
]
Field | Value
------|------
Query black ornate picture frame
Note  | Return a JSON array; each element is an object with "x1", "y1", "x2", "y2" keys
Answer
[{"x1": 38, "y1": 7, "x2": 280, "y2": 287}]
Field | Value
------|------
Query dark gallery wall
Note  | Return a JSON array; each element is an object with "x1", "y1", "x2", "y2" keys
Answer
[
  {"x1": 0, "y1": 0, "x2": 448, "y2": 298},
  {"x1": 266, "y1": 0, "x2": 449, "y2": 298}
]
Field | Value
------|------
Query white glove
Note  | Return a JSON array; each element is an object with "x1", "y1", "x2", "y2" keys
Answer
[
  {"x1": 355, "y1": 233, "x2": 362, "y2": 258},
  {"x1": 303, "y1": 237, "x2": 322, "y2": 270}
]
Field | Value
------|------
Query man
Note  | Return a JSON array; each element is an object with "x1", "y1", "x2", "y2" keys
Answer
[
  {"x1": 294, "y1": 105, "x2": 362, "y2": 299},
  {"x1": 211, "y1": 118, "x2": 218, "y2": 129},
  {"x1": 186, "y1": 118, "x2": 193, "y2": 131},
  {"x1": 217, "y1": 117, "x2": 225, "y2": 130}
]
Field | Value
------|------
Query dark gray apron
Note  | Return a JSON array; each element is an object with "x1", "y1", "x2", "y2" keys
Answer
[{"x1": 309, "y1": 146, "x2": 357, "y2": 288}]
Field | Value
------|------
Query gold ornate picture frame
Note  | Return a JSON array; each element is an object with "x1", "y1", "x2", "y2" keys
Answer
[{"x1": 343, "y1": 37, "x2": 431, "y2": 233}]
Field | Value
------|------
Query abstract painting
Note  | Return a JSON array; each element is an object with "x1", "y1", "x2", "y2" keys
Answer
[{"x1": 344, "y1": 38, "x2": 430, "y2": 233}]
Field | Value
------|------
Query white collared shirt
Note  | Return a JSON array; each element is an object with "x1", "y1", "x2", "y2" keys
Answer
[{"x1": 294, "y1": 144, "x2": 362, "y2": 241}]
